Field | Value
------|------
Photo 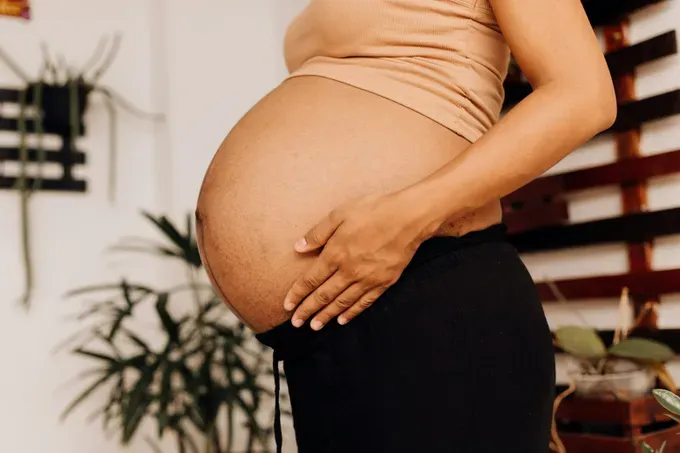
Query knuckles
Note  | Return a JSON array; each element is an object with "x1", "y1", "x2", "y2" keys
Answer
[
  {"x1": 301, "y1": 275, "x2": 319, "y2": 289},
  {"x1": 335, "y1": 298, "x2": 353, "y2": 308},
  {"x1": 314, "y1": 291, "x2": 333, "y2": 305},
  {"x1": 358, "y1": 298, "x2": 375, "y2": 309}
]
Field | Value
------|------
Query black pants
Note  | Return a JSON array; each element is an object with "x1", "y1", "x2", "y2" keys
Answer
[{"x1": 257, "y1": 224, "x2": 555, "y2": 453}]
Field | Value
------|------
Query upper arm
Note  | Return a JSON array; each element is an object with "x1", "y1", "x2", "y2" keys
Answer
[{"x1": 489, "y1": 0, "x2": 612, "y2": 92}]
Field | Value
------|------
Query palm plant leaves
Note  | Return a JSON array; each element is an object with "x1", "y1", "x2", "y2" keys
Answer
[
  {"x1": 112, "y1": 211, "x2": 202, "y2": 268},
  {"x1": 62, "y1": 212, "x2": 279, "y2": 451},
  {"x1": 121, "y1": 358, "x2": 159, "y2": 442},
  {"x1": 60, "y1": 368, "x2": 119, "y2": 421}
]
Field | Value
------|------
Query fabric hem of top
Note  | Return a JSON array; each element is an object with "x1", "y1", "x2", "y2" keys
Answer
[{"x1": 283, "y1": 64, "x2": 483, "y2": 144}]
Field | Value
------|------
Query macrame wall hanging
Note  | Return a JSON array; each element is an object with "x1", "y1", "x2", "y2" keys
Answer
[
  {"x1": 0, "y1": 0, "x2": 30, "y2": 20},
  {"x1": 0, "y1": 33, "x2": 163, "y2": 308}
]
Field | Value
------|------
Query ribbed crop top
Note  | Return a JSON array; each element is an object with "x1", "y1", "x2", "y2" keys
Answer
[{"x1": 283, "y1": 0, "x2": 511, "y2": 143}]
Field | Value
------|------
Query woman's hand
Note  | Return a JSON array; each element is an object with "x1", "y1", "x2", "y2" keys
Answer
[{"x1": 283, "y1": 189, "x2": 438, "y2": 330}]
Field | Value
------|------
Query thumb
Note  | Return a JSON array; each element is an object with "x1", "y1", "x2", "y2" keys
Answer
[{"x1": 295, "y1": 210, "x2": 343, "y2": 252}]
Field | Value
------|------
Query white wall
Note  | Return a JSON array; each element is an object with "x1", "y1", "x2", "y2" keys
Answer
[{"x1": 162, "y1": 0, "x2": 286, "y2": 216}]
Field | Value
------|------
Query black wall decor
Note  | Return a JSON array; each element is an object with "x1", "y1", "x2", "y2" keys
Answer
[
  {"x1": 0, "y1": 86, "x2": 88, "y2": 192},
  {"x1": 0, "y1": 34, "x2": 163, "y2": 308}
]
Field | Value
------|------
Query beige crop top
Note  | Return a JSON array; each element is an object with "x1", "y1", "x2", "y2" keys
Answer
[{"x1": 283, "y1": 0, "x2": 511, "y2": 143}]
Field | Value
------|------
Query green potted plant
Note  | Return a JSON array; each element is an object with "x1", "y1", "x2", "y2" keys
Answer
[
  {"x1": 554, "y1": 325, "x2": 675, "y2": 400},
  {"x1": 59, "y1": 212, "x2": 283, "y2": 452}
]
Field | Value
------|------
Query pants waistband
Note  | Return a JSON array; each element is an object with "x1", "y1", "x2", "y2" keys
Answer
[{"x1": 256, "y1": 222, "x2": 508, "y2": 358}]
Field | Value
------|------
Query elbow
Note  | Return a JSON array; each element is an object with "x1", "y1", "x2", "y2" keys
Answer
[
  {"x1": 585, "y1": 74, "x2": 618, "y2": 132},
  {"x1": 597, "y1": 80, "x2": 618, "y2": 131}
]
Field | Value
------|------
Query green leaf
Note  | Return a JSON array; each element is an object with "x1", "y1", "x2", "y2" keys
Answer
[
  {"x1": 609, "y1": 338, "x2": 675, "y2": 363},
  {"x1": 141, "y1": 211, "x2": 201, "y2": 268},
  {"x1": 155, "y1": 292, "x2": 179, "y2": 344},
  {"x1": 157, "y1": 361, "x2": 174, "y2": 437},
  {"x1": 61, "y1": 369, "x2": 119, "y2": 420},
  {"x1": 121, "y1": 359, "x2": 158, "y2": 443},
  {"x1": 102, "y1": 376, "x2": 124, "y2": 430},
  {"x1": 554, "y1": 326, "x2": 606, "y2": 359},
  {"x1": 121, "y1": 329, "x2": 153, "y2": 354},
  {"x1": 121, "y1": 353, "x2": 150, "y2": 370},
  {"x1": 653, "y1": 389, "x2": 680, "y2": 417},
  {"x1": 107, "y1": 307, "x2": 131, "y2": 342},
  {"x1": 74, "y1": 348, "x2": 119, "y2": 364},
  {"x1": 65, "y1": 282, "x2": 154, "y2": 298},
  {"x1": 659, "y1": 441, "x2": 667, "y2": 453},
  {"x1": 641, "y1": 442, "x2": 654, "y2": 453},
  {"x1": 195, "y1": 347, "x2": 220, "y2": 429}
]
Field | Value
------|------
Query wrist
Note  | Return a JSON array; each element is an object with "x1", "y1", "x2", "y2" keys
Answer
[{"x1": 396, "y1": 181, "x2": 450, "y2": 242}]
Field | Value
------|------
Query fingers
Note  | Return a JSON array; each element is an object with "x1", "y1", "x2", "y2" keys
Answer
[
  {"x1": 295, "y1": 208, "x2": 343, "y2": 253},
  {"x1": 283, "y1": 256, "x2": 338, "y2": 312},
  {"x1": 309, "y1": 282, "x2": 366, "y2": 330},
  {"x1": 337, "y1": 287, "x2": 387, "y2": 326},
  {"x1": 290, "y1": 274, "x2": 353, "y2": 328}
]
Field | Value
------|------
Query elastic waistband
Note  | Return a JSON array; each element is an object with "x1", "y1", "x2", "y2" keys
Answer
[
  {"x1": 407, "y1": 222, "x2": 507, "y2": 268},
  {"x1": 256, "y1": 222, "x2": 508, "y2": 357}
]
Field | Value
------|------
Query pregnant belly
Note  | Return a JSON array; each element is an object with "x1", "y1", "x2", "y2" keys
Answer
[{"x1": 196, "y1": 76, "x2": 501, "y2": 332}]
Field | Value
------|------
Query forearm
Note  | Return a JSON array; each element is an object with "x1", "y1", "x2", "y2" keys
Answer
[{"x1": 410, "y1": 80, "x2": 617, "y2": 234}]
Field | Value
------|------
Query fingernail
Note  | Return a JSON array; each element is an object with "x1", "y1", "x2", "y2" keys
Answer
[
  {"x1": 292, "y1": 318, "x2": 304, "y2": 328},
  {"x1": 337, "y1": 316, "x2": 348, "y2": 325},
  {"x1": 310, "y1": 320, "x2": 323, "y2": 331},
  {"x1": 294, "y1": 237, "x2": 308, "y2": 251}
]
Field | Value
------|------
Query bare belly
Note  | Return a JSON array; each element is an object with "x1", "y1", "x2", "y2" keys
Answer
[{"x1": 195, "y1": 76, "x2": 501, "y2": 332}]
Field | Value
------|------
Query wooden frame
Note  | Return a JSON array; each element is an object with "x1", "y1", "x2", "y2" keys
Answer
[
  {"x1": 582, "y1": 0, "x2": 667, "y2": 27},
  {"x1": 503, "y1": 2, "x2": 680, "y2": 448}
]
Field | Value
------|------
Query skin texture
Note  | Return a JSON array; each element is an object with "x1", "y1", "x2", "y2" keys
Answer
[
  {"x1": 195, "y1": 76, "x2": 498, "y2": 333},
  {"x1": 283, "y1": 0, "x2": 617, "y2": 330}
]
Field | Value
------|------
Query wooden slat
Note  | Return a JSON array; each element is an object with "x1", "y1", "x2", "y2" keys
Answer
[
  {"x1": 503, "y1": 174, "x2": 564, "y2": 205},
  {"x1": 607, "y1": 30, "x2": 677, "y2": 78},
  {"x1": 535, "y1": 268, "x2": 680, "y2": 301},
  {"x1": 560, "y1": 427, "x2": 680, "y2": 453},
  {"x1": 509, "y1": 208, "x2": 680, "y2": 253},
  {"x1": 502, "y1": 31, "x2": 677, "y2": 108},
  {"x1": 0, "y1": 88, "x2": 20, "y2": 103},
  {"x1": 583, "y1": 0, "x2": 666, "y2": 28},
  {"x1": 504, "y1": 201, "x2": 568, "y2": 234},
  {"x1": 610, "y1": 89, "x2": 680, "y2": 133},
  {"x1": 0, "y1": 117, "x2": 38, "y2": 133},
  {"x1": 556, "y1": 390, "x2": 676, "y2": 426},
  {"x1": 570, "y1": 149, "x2": 680, "y2": 193},
  {"x1": 560, "y1": 433, "x2": 632, "y2": 453},
  {"x1": 0, "y1": 147, "x2": 86, "y2": 165},
  {"x1": 0, "y1": 176, "x2": 86, "y2": 192},
  {"x1": 638, "y1": 425, "x2": 680, "y2": 451},
  {"x1": 0, "y1": 117, "x2": 86, "y2": 136},
  {"x1": 505, "y1": 148, "x2": 680, "y2": 205}
]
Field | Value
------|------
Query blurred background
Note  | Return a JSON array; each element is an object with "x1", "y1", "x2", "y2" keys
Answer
[{"x1": 1, "y1": 0, "x2": 680, "y2": 452}]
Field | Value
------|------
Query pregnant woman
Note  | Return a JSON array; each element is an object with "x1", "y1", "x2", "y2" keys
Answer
[{"x1": 195, "y1": 1, "x2": 615, "y2": 452}]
